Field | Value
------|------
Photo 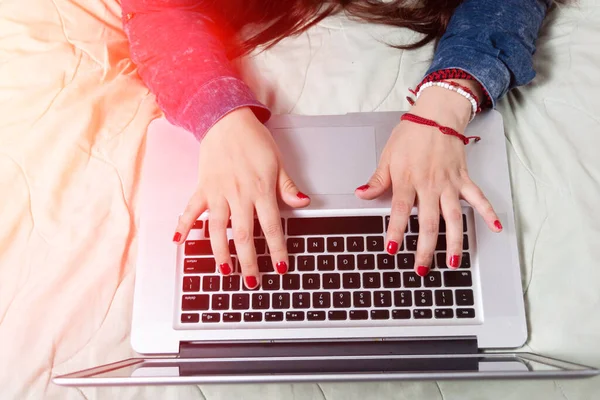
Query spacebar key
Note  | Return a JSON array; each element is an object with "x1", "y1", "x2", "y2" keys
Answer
[{"x1": 288, "y1": 216, "x2": 383, "y2": 236}]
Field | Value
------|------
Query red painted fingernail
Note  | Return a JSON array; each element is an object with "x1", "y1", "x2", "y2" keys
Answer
[
  {"x1": 219, "y1": 263, "x2": 232, "y2": 275},
  {"x1": 416, "y1": 266, "x2": 430, "y2": 277},
  {"x1": 449, "y1": 255, "x2": 460, "y2": 269},
  {"x1": 245, "y1": 276, "x2": 258, "y2": 289},
  {"x1": 494, "y1": 220, "x2": 503, "y2": 231},
  {"x1": 297, "y1": 191, "x2": 310, "y2": 200},
  {"x1": 172, "y1": 232, "x2": 182, "y2": 242},
  {"x1": 275, "y1": 261, "x2": 288, "y2": 274},
  {"x1": 356, "y1": 184, "x2": 370, "y2": 191},
  {"x1": 386, "y1": 241, "x2": 399, "y2": 254}
]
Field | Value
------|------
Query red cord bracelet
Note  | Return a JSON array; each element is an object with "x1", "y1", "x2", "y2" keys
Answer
[{"x1": 400, "y1": 113, "x2": 481, "y2": 145}]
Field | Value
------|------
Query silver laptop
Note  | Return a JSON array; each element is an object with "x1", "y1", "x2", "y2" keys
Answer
[{"x1": 54, "y1": 111, "x2": 597, "y2": 385}]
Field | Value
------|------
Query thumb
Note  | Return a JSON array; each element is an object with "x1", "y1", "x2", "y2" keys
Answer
[
  {"x1": 355, "y1": 163, "x2": 392, "y2": 200},
  {"x1": 278, "y1": 168, "x2": 311, "y2": 208}
]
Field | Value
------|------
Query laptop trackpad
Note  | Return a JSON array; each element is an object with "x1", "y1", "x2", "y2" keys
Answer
[{"x1": 272, "y1": 126, "x2": 377, "y2": 195}]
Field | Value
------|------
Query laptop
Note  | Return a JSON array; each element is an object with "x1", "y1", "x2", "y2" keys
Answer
[{"x1": 54, "y1": 111, "x2": 598, "y2": 385}]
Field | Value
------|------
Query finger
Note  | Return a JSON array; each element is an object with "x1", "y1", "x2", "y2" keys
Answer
[
  {"x1": 278, "y1": 168, "x2": 311, "y2": 208},
  {"x1": 230, "y1": 201, "x2": 260, "y2": 289},
  {"x1": 174, "y1": 191, "x2": 207, "y2": 244},
  {"x1": 440, "y1": 189, "x2": 463, "y2": 269},
  {"x1": 355, "y1": 162, "x2": 392, "y2": 200},
  {"x1": 385, "y1": 185, "x2": 415, "y2": 255},
  {"x1": 414, "y1": 191, "x2": 440, "y2": 277},
  {"x1": 255, "y1": 195, "x2": 288, "y2": 275},
  {"x1": 207, "y1": 200, "x2": 233, "y2": 275},
  {"x1": 461, "y1": 180, "x2": 502, "y2": 232}
]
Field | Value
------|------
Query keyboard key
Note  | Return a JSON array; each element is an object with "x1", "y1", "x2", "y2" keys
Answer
[
  {"x1": 366, "y1": 236, "x2": 384, "y2": 252},
  {"x1": 181, "y1": 313, "x2": 199, "y2": 323},
  {"x1": 184, "y1": 258, "x2": 216, "y2": 273},
  {"x1": 317, "y1": 255, "x2": 335, "y2": 271},
  {"x1": 292, "y1": 292, "x2": 310, "y2": 309},
  {"x1": 439, "y1": 217, "x2": 446, "y2": 233},
  {"x1": 265, "y1": 312, "x2": 284, "y2": 322},
  {"x1": 297, "y1": 256, "x2": 315, "y2": 271},
  {"x1": 232, "y1": 294, "x2": 250, "y2": 310},
  {"x1": 333, "y1": 291, "x2": 351, "y2": 308},
  {"x1": 192, "y1": 220, "x2": 204, "y2": 230},
  {"x1": 383, "y1": 272, "x2": 401, "y2": 288},
  {"x1": 312, "y1": 292, "x2": 331, "y2": 308},
  {"x1": 462, "y1": 214, "x2": 467, "y2": 232},
  {"x1": 288, "y1": 216, "x2": 384, "y2": 236},
  {"x1": 223, "y1": 275, "x2": 240, "y2": 291},
  {"x1": 415, "y1": 290, "x2": 433, "y2": 307},
  {"x1": 444, "y1": 271, "x2": 472, "y2": 287},
  {"x1": 436, "y1": 235, "x2": 447, "y2": 251},
  {"x1": 182, "y1": 295, "x2": 209, "y2": 311},
  {"x1": 287, "y1": 238, "x2": 305, "y2": 253},
  {"x1": 424, "y1": 271, "x2": 442, "y2": 288},
  {"x1": 377, "y1": 254, "x2": 395, "y2": 270},
  {"x1": 435, "y1": 290, "x2": 453, "y2": 306},
  {"x1": 363, "y1": 272, "x2": 381, "y2": 288},
  {"x1": 385, "y1": 215, "x2": 390, "y2": 229},
  {"x1": 262, "y1": 274, "x2": 280, "y2": 290},
  {"x1": 202, "y1": 313, "x2": 220, "y2": 323},
  {"x1": 202, "y1": 276, "x2": 220, "y2": 292},
  {"x1": 323, "y1": 274, "x2": 341, "y2": 289},
  {"x1": 371, "y1": 310, "x2": 390, "y2": 320},
  {"x1": 252, "y1": 293, "x2": 270, "y2": 309},
  {"x1": 182, "y1": 276, "x2": 200, "y2": 292},
  {"x1": 282, "y1": 274, "x2": 300, "y2": 290},
  {"x1": 337, "y1": 255, "x2": 355, "y2": 270},
  {"x1": 392, "y1": 309, "x2": 411, "y2": 319},
  {"x1": 211, "y1": 294, "x2": 229, "y2": 310},
  {"x1": 223, "y1": 312, "x2": 241, "y2": 322},
  {"x1": 406, "y1": 235, "x2": 418, "y2": 251},
  {"x1": 347, "y1": 236, "x2": 364, "y2": 252},
  {"x1": 357, "y1": 254, "x2": 375, "y2": 270},
  {"x1": 327, "y1": 237, "x2": 345, "y2": 253},
  {"x1": 303, "y1": 274, "x2": 321, "y2": 290},
  {"x1": 409, "y1": 216, "x2": 419, "y2": 233},
  {"x1": 353, "y1": 291, "x2": 371, "y2": 308},
  {"x1": 403, "y1": 272, "x2": 422, "y2": 288},
  {"x1": 413, "y1": 309, "x2": 433, "y2": 319},
  {"x1": 457, "y1": 308, "x2": 476, "y2": 318},
  {"x1": 456, "y1": 289, "x2": 474, "y2": 306},
  {"x1": 342, "y1": 273, "x2": 361, "y2": 289},
  {"x1": 257, "y1": 256, "x2": 272, "y2": 273},
  {"x1": 394, "y1": 290, "x2": 412, "y2": 307},
  {"x1": 185, "y1": 240, "x2": 213, "y2": 256},
  {"x1": 288, "y1": 256, "x2": 296, "y2": 272},
  {"x1": 461, "y1": 253, "x2": 471, "y2": 268},
  {"x1": 272, "y1": 293, "x2": 290, "y2": 309},
  {"x1": 328, "y1": 310, "x2": 347, "y2": 320},
  {"x1": 228, "y1": 240, "x2": 237, "y2": 255},
  {"x1": 397, "y1": 254, "x2": 415, "y2": 270},
  {"x1": 286, "y1": 311, "x2": 305, "y2": 321},
  {"x1": 253, "y1": 219, "x2": 262, "y2": 237},
  {"x1": 307, "y1": 237, "x2": 325, "y2": 253},
  {"x1": 350, "y1": 310, "x2": 369, "y2": 320},
  {"x1": 308, "y1": 311, "x2": 326, "y2": 321},
  {"x1": 244, "y1": 312, "x2": 262, "y2": 322},
  {"x1": 252, "y1": 239, "x2": 265, "y2": 255},
  {"x1": 436, "y1": 252, "x2": 447, "y2": 269},
  {"x1": 435, "y1": 309, "x2": 454, "y2": 319},
  {"x1": 373, "y1": 291, "x2": 392, "y2": 307},
  {"x1": 463, "y1": 235, "x2": 469, "y2": 250}
]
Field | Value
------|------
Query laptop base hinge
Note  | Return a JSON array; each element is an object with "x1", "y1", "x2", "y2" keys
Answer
[{"x1": 179, "y1": 337, "x2": 478, "y2": 359}]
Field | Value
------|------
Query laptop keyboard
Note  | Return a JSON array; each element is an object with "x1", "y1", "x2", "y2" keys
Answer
[{"x1": 178, "y1": 212, "x2": 477, "y2": 326}]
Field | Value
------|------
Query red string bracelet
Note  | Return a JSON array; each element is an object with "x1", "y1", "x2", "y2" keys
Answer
[{"x1": 400, "y1": 113, "x2": 481, "y2": 145}]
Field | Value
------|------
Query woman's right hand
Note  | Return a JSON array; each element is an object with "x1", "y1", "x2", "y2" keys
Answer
[{"x1": 172, "y1": 107, "x2": 310, "y2": 289}]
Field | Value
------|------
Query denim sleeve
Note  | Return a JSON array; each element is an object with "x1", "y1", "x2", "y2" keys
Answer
[
  {"x1": 426, "y1": 0, "x2": 551, "y2": 107},
  {"x1": 120, "y1": 0, "x2": 270, "y2": 140}
]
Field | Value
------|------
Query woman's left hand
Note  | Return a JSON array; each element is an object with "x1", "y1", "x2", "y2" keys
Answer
[{"x1": 355, "y1": 82, "x2": 503, "y2": 276}]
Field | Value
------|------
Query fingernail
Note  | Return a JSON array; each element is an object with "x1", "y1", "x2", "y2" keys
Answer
[
  {"x1": 296, "y1": 191, "x2": 310, "y2": 200},
  {"x1": 449, "y1": 255, "x2": 460, "y2": 269},
  {"x1": 356, "y1": 184, "x2": 370, "y2": 191},
  {"x1": 494, "y1": 220, "x2": 503, "y2": 231},
  {"x1": 386, "y1": 241, "x2": 399, "y2": 254},
  {"x1": 219, "y1": 263, "x2": 232, "y2": 275},
  {"x1": 172, "y1": 232, "x2": 182, "y2": 242},
  {"x1": 245, "y1": 276, "x2": 258, "y2": 289},
  {"x1": 416, "y1": 265, "x2": 430, "y2": 277},
  {"x1": 275, "y1": 261, "x2": 288, "y2": 274}
]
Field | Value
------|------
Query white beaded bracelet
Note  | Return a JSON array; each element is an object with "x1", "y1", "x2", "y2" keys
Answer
[{"x1": 415, "y1": 81, "x2": 480, "y2": 122}]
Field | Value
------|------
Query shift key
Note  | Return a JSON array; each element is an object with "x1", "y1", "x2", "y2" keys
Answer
[{"x1": 185, "y1": 240, "x2": 213, "y2": 255}]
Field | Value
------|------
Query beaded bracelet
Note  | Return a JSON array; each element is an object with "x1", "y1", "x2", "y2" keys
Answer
[{"x1": 415, "y1": 81, "x2": 480, "y2": 122}]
